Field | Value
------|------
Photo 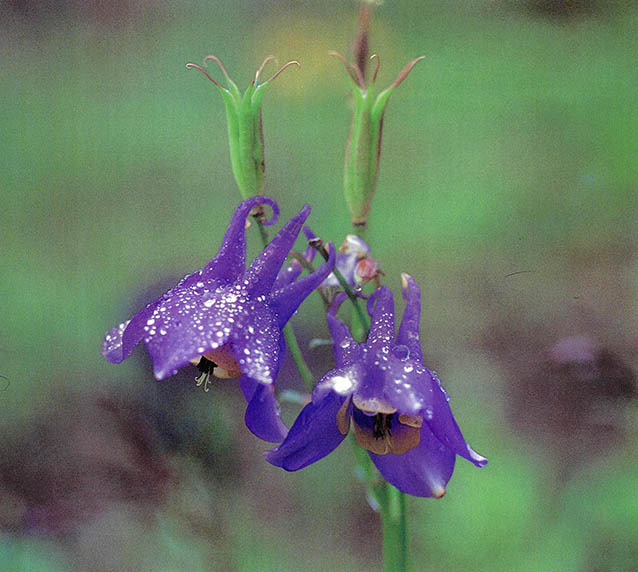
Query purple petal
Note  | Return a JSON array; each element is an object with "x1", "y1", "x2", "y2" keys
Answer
[
  {"x1": 369, "y1": 424, "x2": 456, "y2": 498},
  {"x1": 241, "y1": 205, "x2": 311, "y2": 297},
  {"x1": 230, "y1": 302, "x2": 281, "y2": 384},
  {"x1": 326, "y1": 293, "x2": 362, "y2": 367},
  {"x1": 367, "y1": 286, "x2": 395, "y2": 348},
  {"x1": 202, "y1": 196, "x2": 279, "y2": 283},
  {"x1": 102, "y1": 300, "x2": 159, "y2": 364},
  {"x1": 244, "y1": 381, "x2": 288, "y2": 443},
  {"x1": 266, "y1": 386, "x2": 350, "y2": 470},
  {"x1": 395, "y1": 273, "x2": 423, "y2": 362},
  {"x1": 270, "y1": 242, "x2": 336, "y2": 328},
  {"x1": 382, "y1": 358, "x2": 434, "y2": 416},
  {"x1": 143, "y1": 282, "x2": 250, "y2": 380},
  {"x1": 272, "y1": 226, "x2": 317, "y2": 291},
  {"x1": 425, "y1": 371, "x2": 488, "y2": 468}
]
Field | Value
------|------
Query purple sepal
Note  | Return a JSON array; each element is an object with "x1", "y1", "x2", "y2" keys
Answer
[
  {"x1": 244, "y1": 381, "x2": 289, "y2": 443},
  {"x1": 266, "y1": 386, "x2": 350, "y2": 470},
  {"x1": 370, "y1": 425, "x2": 456, "y2": 498}
]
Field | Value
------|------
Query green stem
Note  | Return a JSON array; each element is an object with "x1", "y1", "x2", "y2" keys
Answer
[
  {"x1": 309, "y1": 239, "x2": 370, "y2": 334},
  {"x1": 283, "y1": 323, "x2": 315, "y2": 391},
  {"x1": 254, "y1": 217, "x2": 315, "y2": 390},
  {"x1": 380, "y1": 484, "x2": 409, "y2": 572}
]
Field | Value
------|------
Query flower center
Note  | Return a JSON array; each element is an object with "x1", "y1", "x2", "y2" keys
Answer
[
  {"x1": 202, "y1": 345, "x2": 243, "y2": 379},
  {"x1": 193, "y1": 345, "x2": 243, "y2": 392},
  {"x1": 195, "y1": 356, "x2": 217, "y2": 392},
  {"x1": 352, "y1": 407, "x2": 423, "y2": 456},
  {"x1": 372, "y1": 413, "x2": 393, "y2": 439}
]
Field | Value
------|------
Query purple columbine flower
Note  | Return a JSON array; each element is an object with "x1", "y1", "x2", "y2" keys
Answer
[
  {"x1": 266, "y1": 274, "x2": 487, "y2": 498},
  {"x1": 102, "y1": 196, "x2": 335, "y2": 442}
]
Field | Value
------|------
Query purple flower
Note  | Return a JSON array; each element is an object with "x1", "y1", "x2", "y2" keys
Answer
[
  {"x1": 266, "y1": 274, "x2": 487, "y2": 498},
  {"x1": 102, "y1": 196, "x2": 335, "y2": 442}
]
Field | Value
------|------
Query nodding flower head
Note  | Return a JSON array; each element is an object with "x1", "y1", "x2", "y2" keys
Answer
[
  {"x1": 330, "y1": 51, "x2": 424, "y2": 228},
  {"x1": 267, "y1": 274, "x2": 486, "y2": 498},
  {"x1": 186, "y1": 55, "x2": 300, "y2": 199},
  {"x1": 102, "y1": 196, "x2": 335, "y2": 443}
]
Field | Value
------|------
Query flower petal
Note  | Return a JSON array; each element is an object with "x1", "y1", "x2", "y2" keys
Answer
[
  {"x1": 266, "y1": 386, "x2": 350, "y2": 470},
  {"x1": 382, "y1": 358, "x2": 434, "y2": 416},
  {"x1": 202, "y1": 196, "x2": 279, "y2": 283},
  {"x1": 241, "y1": 205, "x2": 311, "y2": 297},
  {"x1": 270, "y1": 242, "x2": 336, "y2": 328},
  {"x1": 244, "y1": 380, "x2": 288, "y2": 443},
  {"x1": 144, "y1": 282, "x2": 250, "y2": 380},
  {"x1": 272, "y1": 226, "x2": 317, "y2": 291},
  {"x1": 425, "y1": 371, "x2": 488, "y2": 468},
  {"x1": 369, "y1": 424, "x2": 456, "y2": 498},
  {"x1": 102, "y1": 300, "x2": 159, "y2": 364},
  {"x1": 326, "y1": 293, "x2": 362, "y2": 367},
  {"x1": 367, "y1": 286, "x2": 395, "y2": 348},
  {"x1": 395, "y1": 273, "x2": 423, "y2": 362},
  {"x1": 230, "y1": 302, "x2": 281, "y2": 385}
]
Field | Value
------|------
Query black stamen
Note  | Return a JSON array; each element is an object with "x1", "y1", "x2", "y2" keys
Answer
[
  {"x1": 372, "y1": 413, "x2": 394, "y2": 439},
  {"x1": 197, "y1": 356, "x2": 217, "y2": 374}
]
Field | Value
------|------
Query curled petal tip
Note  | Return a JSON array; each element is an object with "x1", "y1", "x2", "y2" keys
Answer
[{"x1": 468, "y1": 446, "x2": 488, "y2": 468}]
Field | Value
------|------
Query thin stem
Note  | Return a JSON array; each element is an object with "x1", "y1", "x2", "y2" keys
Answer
[
  {"x1": 381, "y1": 484, "x2": 409, "y2": 572},
  {"x1": 283, "y1": 323, "x2": 315, "y2": 391},
  {"x1": 310, "y1": 238, "x2": 370, "y2": 334}
]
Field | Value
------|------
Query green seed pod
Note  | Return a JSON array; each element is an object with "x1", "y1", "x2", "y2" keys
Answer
[
  {"x1": 187, "y1": 55, "x2": 299, "y2": 199},
  {"x1": 332, "y1": 52, "x2": 424, "y2": 228}
]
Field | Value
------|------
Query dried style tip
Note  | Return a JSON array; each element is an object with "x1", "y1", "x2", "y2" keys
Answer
[
  {"x1": 329, "y1": 51, "x2": 365, "y2": 88},
  {"x1": 263, "y1": 60, "x2": 300, "y2": 84},
  {"x1": 370, "y1": 53, "x2": 381, "y2": 83},
  {"x1": 203, "y1": 54, "x2": 234, "y2": 83},
  {"x1": 254, "y1": 55, "x2": 277, "y2": 84},
  {"x1": 185, "y1": 62, "x2": 225, "y2": 90},
  {"x1": 391, "y1": 56, "x2": 426, "y2": 88}
]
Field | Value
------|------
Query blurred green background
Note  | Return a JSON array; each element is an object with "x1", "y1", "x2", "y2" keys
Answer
[{"x1": 1, "y1": 1, "x2": 637, "y2": 570}]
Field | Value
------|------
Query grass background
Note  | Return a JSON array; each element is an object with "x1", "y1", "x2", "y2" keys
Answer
[{"x1": 1, "y1": 1, "x2": 637, "y2": 570}]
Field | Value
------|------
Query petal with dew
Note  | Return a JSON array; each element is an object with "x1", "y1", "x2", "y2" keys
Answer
[
  {"x1": 425, "y1": 371, "x2": 488, "y2": 468},
  {"x1": 366, "y1": 287, "x2": 396, "y2": 348},
  {"x1": 396, "y1": 273, "x2": 423, "y2": 362},
  {"x1": 325, "y1": 292, "x2": 363, "y2": 367},
  {"x1": 270, "y1": 242, "x2": 336, "y2": 328},
  {"x1": 202, "y1": 196, "x2": 279, "y2": 283},
  {"x1": 242, "y1": 205, "x2": 311, "y2": 297},
  {"x1": 230, "y1": 302, "x2": 281, "y2": 385}
]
